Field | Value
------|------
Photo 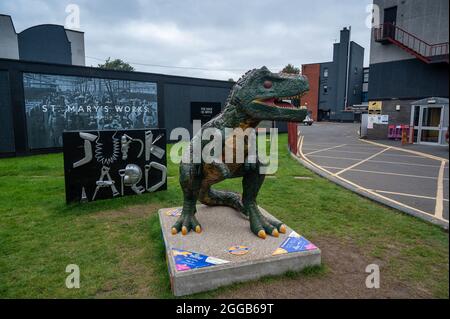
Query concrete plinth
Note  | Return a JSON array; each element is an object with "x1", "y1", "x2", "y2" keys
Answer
[{"x1": 158, "y1": 205, "x2": 321, "y2": 296}]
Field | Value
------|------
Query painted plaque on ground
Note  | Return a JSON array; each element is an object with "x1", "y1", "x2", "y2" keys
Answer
[
  {"x1": 172, "y1": 248, "x2": 229, "y2": 271},
  {"x1": 272, "y1": 231, "x2": 318, "y2": 255}
]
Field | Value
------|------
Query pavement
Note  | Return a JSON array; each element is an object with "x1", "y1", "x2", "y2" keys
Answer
[{"x1": 294, "y1": 122, "x2": 449, "y2": 228}]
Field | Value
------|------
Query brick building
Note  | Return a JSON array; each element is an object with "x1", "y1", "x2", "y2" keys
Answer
[{"x1": 300, "y1": 63, "x2": 320, "y2": 121}]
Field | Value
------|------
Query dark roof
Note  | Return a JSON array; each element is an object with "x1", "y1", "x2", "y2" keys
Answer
[{"x1": 411, "y1": 97, "x2": 449, "y2": 105}]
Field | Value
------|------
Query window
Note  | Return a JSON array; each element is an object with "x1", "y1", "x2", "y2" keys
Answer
[
  {"x1": 362, "y1": 83, "x2": 369, "y2": 92},
  {"x1": 323, "y1": 68, "x2": 328, "y2": 78},
  {"x1": 323, "y1": 85, "x2": 328, "y2": 94},
  {"x1": 363, "y1": 71, "x2": 369, "y2": 83}
]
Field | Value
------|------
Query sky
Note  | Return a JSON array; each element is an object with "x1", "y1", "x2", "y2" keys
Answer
[{"x1": 1, "y1": 0, "x2": 373, "y2": 80}]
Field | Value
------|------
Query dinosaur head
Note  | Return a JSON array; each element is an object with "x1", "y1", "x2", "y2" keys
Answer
[{"x1": 232, "y1": 66, "x2": 309, "y2": 122}]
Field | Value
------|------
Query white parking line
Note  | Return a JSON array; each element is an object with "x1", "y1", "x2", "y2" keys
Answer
[
  {"x1": 302, "y1": 143, "x2": 383, "y2": 148},
  {"x1": 306, "y1": 148, "x2": 435, "y2": 159},
  {"x1": 334, "y1": 147, "x2": 392, "y2": 176},
  {"x1": 309, "y1": 154, "x2": 443, "y2": 168},
  {"x1": 304, "y1": 144, "x2": 347, "y2": 155},
  {"x1": 368, "y1": 189, "x2": 449, "y2": 202},
  {"x1": 309, "y1": 154, "x2": 368, "y2": 161},
  {"x1": 435, "y1": 161, "x2": 446, "y2": 219},
  {"x1": 321, "y1": 166, "x2": 444, "y2": 180}
]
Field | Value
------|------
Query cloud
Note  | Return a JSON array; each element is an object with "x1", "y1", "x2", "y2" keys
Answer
[
  {"x1": 0, "y1": 0, "x2": 372, "y2": 80},
  {"x1": 124, "y1": 21, "x2": 206, "y2": 48}
]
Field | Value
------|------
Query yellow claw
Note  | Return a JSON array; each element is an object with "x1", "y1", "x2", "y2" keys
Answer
[
  {"x1": 258, "y1": 230, "x2": 267, "y2": 239},
  {"x1": 171, "y1": 228, "x2": 178, "y2": 235},
  {"x1": 272, "y1": 229, "x2": 279, "y2": 237},
  {"x1": 195, "y1": 225, "x2": 202, "y2": 233},
  {"x1": 279, "y1": 224, "x2": 287, "y2": 234},
  {"x1": 181, "y1": 226, "x2": 188, "y2": 235}
]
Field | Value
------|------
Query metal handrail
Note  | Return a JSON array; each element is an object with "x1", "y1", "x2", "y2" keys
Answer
[{"x1": 374, "y1": 23, "x2": 449, "y2": 58}]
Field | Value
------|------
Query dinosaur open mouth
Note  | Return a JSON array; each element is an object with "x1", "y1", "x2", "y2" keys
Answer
[{"x1": 254, "y1": 96, "x2": 300, "y2": 109}]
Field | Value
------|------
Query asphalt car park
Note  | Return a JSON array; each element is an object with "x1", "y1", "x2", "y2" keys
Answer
[{"x1": 297, "y1": 123, "x2": 449, "y2": 226}]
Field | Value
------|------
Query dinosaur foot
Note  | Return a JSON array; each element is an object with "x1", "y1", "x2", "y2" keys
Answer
[
  {"x1": 171, "y1": 213, "x2": 202, "y2": 236},
  {"x1": 246, "y1": 205, "x2": 287, "y2": 239}
]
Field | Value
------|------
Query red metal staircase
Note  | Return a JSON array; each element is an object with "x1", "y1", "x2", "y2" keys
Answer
[{"x1": 374, "y1": 23, "x2": 449, "y2": 64}]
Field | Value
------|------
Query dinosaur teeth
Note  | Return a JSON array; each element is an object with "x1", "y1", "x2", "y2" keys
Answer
[{"x1": 278, "y1": 95, "x2": 300, "y2": 101}]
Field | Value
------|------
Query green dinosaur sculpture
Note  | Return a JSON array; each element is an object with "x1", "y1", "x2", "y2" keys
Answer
[{"x1": 172, "y1": 66, "x2": 309, "y2": 239}]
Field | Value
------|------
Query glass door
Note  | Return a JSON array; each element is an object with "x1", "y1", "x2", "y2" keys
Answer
[{"x1": 418, "y1": 106, "x2": 443, "y2": 145}]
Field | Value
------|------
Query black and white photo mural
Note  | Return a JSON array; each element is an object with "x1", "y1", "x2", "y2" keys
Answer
[{"x1": 23, "y1": 73, "x2": 158, "y2": 149}]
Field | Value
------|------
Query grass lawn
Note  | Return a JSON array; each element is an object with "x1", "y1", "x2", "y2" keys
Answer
[{"x1": 0, "y1": 134, "x2": 448, "y2": 298}]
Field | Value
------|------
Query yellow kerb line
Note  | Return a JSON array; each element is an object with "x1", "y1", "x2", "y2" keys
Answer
[{"x1": 435, "y1": 160, "x2": 446, "y2": 220}]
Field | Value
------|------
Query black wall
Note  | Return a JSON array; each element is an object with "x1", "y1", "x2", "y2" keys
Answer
[
  {"x1": 347, "y1": 42, "x2": 364, "y2": 108},
  {"x1": 368, "y1": 59, "x2": 449, "y2": 100},
  {"x1": 164, "y1": 83, "x2": 231, "y2": 136},
  {"x1": 318, "y1": 62, "x2": 335, "y2": 116},
  {"x1": 0, "y1": 58, "x2": 234, "y2": 156},
  {"x1": 0, "y1": 70, "x2": 15, "y2": 153},
  {"x1": 18, "y1": 25, "x2": 72, "y2": 65}
]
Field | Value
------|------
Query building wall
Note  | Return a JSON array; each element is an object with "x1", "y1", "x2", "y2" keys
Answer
[
  {"x1": 163, "y1": 83, "x2": 231, "y2": 137},
  {"x1": 0, "y1": 58, "x2": 234, "y2": 155},
  {"x1": 368, "y1": 0, "x2": 449, "y2": 140},
  {"x1": 334, "y1": 29, "x2": 350, "y2": 116},
  {"x1": 368, "y1": 59, "x2": 449, "y2": 100},
  {"x1": 366, "y1": 99, "x2": 413, "y2": 139},
  {"x1": 65, "y1": 30, "x2": 86, "y2": 66},
  {"x1": 0, "y1": 15, "x2": 86, "y2": 66},
  {"x1": 18, "y1": 25, "x2": 72, "y2": 65},
  {"x1": 300, "y1": 63, "x2": 320, "y2": 121},
  {"x1": 369, "y1": 0, "x2": 449, "y2": 100},
  {"x1": 347, "y1": 42, "x2": 365, "y2": 107},
  {"x1": 318, "y1": 62, "x2": 336, "y2": 120},
  {"x1": 0, "y1": 15, "x2": 19, "y2": 60},
  {"x1": 370, "y1": 0, "x2": 449, "y2": 64},
  {"x1": 362, "y1": 67, "x2": 369, "y2": 103},
  {"x1": 0, "y1": 71, "x2": 15, "y2": 153}
]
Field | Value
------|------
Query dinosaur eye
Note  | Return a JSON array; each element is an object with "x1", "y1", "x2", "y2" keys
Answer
[{"x1": 263, "y1": 81, "x2": 272, "y2": 89}]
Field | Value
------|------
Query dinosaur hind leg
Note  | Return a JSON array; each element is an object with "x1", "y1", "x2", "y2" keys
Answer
[
  {"x1": 242, "y1": 166, "x2": 287, "y2": 239},
  {"x1": 199, "y1": 188, "x2": 244, "y2": 215}
]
